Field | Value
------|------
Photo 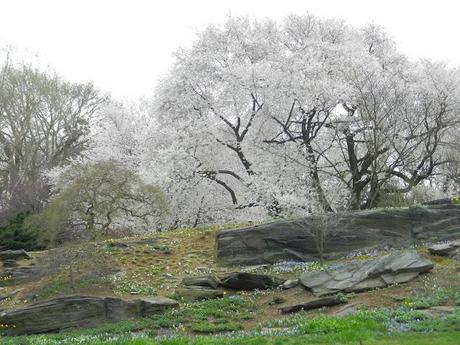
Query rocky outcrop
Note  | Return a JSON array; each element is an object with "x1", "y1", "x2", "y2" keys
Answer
[
  {"x1": 280, "y1": 279, "x2": 299, "y2": 290},
  {"x1": 299, "y1": 251, "x2": 433, "y2": 296},
  {"x1": 428, "y1": 240, "x2": 460, "y2": 257},
  {"x1": 220, "y1": 272, "x2": 284, "y2": 291},
  {"x1": 280, "y1": 296, "x2": 345, "y2": 314},
  {"x1": 0, "y1": 249, "x2": 31, "y2": 262},
  {"x1": 2, "y1": 260, "x2": 18, "y2": 268},
  {"x1": 182, "y1": 276, "x2": 220, "y2": 289},
  {"x1": 175, "y1": 287, "x2": 224, "y2": 301},
  {"x1": 0, "y1": 266, "x2": 42, "y2": 283},
  {"x1": 0, "y1": 295, "x2": 178, "y2": 335},
  {"x1": 216, "y1": 205, "x2": 460, "y2": 265}
]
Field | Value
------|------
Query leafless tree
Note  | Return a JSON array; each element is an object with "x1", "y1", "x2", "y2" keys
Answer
[{"x1": 0, "y1": 60, "x2": 106, "y2": 215}]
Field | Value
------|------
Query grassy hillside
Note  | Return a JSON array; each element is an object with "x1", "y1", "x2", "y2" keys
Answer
[{"x1": 1, "y1": 221, "x2": 459, "y2": 344}]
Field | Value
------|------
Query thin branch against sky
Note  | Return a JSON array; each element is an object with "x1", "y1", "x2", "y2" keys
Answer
[{"x1": 0, "y1": 0, "x2": 458, "y2": 99}]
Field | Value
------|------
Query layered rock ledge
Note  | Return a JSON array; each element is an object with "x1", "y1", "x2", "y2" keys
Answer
[
  {"x1": 299, "y1": 251, "x2": 433, "y2": 296},
  {"x1": 0, "y1": 295, "x2": 178, "y2": 335},
  {"x1": 216, "y1": 205, "x2": 460, "y2": 265}
]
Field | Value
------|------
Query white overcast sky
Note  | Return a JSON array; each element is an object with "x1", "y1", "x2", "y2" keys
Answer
[{"x1": 1, "y1": 0, "x2": 459, "y2": 100}]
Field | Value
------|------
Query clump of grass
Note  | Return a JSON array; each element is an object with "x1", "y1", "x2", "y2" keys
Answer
[
  {"x1": 298, "y1": 313, "x2": 384, "y2": 342},
  {"x1": 191, "y1": 321, "x2": 243, "y2": 333},
  {"x1": 0, "y1": 275, "x2": 14, "y2": 287},
  {"x1": 402, "y1": 287, "x2": 455, "y2": 309},
  {"x1": 111, "y1": 271, "x2": 157, "y2": 295},
  {"x1": 153, "y1": 296, "x2": 255, "y2": 332}
]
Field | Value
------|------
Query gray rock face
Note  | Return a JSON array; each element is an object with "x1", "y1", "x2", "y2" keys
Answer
[
  {"x1": 216, "y1": 205, "x2": 460, "y2": 265},
  {"x1": 2, "y1": 260, "x2": 18, "y2": 268},
  {"x1": 175, "y1": 287, "x2": 224, "y2": 301},
  {"x1": 220, "y1": 272, "x2": 284, "y2": 291},
  {"x1": 299, "y1": 251, "x2": 433, "y2": 296},
  {"x1": 0, "y1": 295, "x2": 178, "y2": 335},
  {"x1": 0, "y1": 249, "x2": 31, "y2": 261},
  {"x1": 280, "y1": 279, "x2": 299, "y2": 290},
  {"x1": 280, "y1": 296, "x2": 344, "y2": 314},
  {"x1": 428, "y1": 240, "x2": 460, "y2": 257},
  {"x1": 182, "y1": 276, "x2": 220, "y2": 289},
  {"x1": 0, "y1": 266, "x2": 42, "y2": 283}
]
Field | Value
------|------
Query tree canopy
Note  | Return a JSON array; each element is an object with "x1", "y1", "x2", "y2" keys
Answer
[{"x1": 152, "y1": 15, "x2": 460, "y2": 223}]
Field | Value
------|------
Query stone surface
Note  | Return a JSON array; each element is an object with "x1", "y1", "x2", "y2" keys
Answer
[
  {"x1": 175, "y1": 287, "x2": 224, "y2": 301},
  {"x1": 280, "y1": 296, "x2": 344, "y2": 314},
  {"x1": 0, "y1": 249, "x2": 31, "y2": 261},
  {"x1": 182, "y1": 276, "x2": 220, "y2": 289},
  {"x1": 216, "y1": 205, "x2": 460, "y2": 265},
  {"x1": 2, "y1": 259, "x2": 18, "y2": 268},
  {"x1": 0, "y1": 295, "x2": 178, "y2": 335},
  {"x1": 0, "y1": 266, "x2": 43, "y2": 283},
  {"x1": 280, "y1": 279, "x2": 299, "y2": 290},
  {"x1": 428, "y1": 240, "x2": 460, "y2": 257},
  {"x1": 220, "y1": 272, "x2": 284, "y2": 291},
  {"x1": 299, "y1": 251, "x2": 433, "y2": 296}
]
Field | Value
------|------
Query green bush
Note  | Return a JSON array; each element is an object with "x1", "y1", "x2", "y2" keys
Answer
[
  {"x1": 29, "y1": 161, "x2": 169, "y2": 244},
  {"x1": 0, "y1": 212, "x2": 47, "y2": 251}
]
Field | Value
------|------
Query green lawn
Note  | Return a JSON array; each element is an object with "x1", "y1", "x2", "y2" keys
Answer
[{"x1": 2, "y1": 332, "x2": 459, "y2": 345}]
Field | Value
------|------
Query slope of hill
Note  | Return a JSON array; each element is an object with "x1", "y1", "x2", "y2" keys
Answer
[{"x1": 1, "y1": 211, "x2": 459, "y2": 344}]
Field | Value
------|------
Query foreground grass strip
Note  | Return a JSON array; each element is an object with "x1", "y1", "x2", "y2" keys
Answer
[
  {"x1": 1, "y1": 306, "x2": 459, "y2": 344},
  {"x1": 2, "y1": 332, "x2": 460, "y2": 345}
]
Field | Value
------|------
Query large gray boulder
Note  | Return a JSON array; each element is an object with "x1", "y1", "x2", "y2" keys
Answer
[
  {"x1": 0, "y1": 295, "x2": 178, "y2": 335},
  {"x1": 299, "y1": 251, "x2": 433, "y2": 296},
  {"x1": 216, "y1": 205, "x2": 460, "y2": 265}
]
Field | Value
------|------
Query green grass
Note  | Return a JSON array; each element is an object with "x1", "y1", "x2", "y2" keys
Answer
[
  {"x1": 402, "y1": 287, "x2": 456, "y2": 309},
  {"x1": 1, "y1": 332, "x2": 459, "y2": 345},
  {"x1": 2, "y1": 306, "x2": 459, "y2": 345}
]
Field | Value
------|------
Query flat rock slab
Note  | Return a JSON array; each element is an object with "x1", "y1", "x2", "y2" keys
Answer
[
  {"x1": 280, "y1": 296, "x2": 344, "y2": 314},
  {"x1": 300, "y1": 251, "x2": 433, "y2": 296},
  {"x1": 2, "y1": 260, "x2": 18, "y2": 268},
  {"x1": 220, "y1": 272, "x2": 284, "y2": 291},
  {"x1": 280, "y1": 279, "x2": 299, "y2": 289},
  {"x1": 182, "y1": 276, "x2": 220, "y2": 289},
  {"x1": 175, "y1": 287, "x2": 224, "y2": 301},
  {"x1": 0, "y1": 250, "x2": 31, "y2": 261},
  {"x1": 0, "y1": 266, "x2": 43, "y2": 283},
  {"x1": 216, "y1": 205, "x2": 460, "y2": 265},
  {"x1": 0, "y1": 295, "x2": 178, "y2": 335},
  {"x1": 428, "y1": 240, "x2": 460, "y2": 257}
]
